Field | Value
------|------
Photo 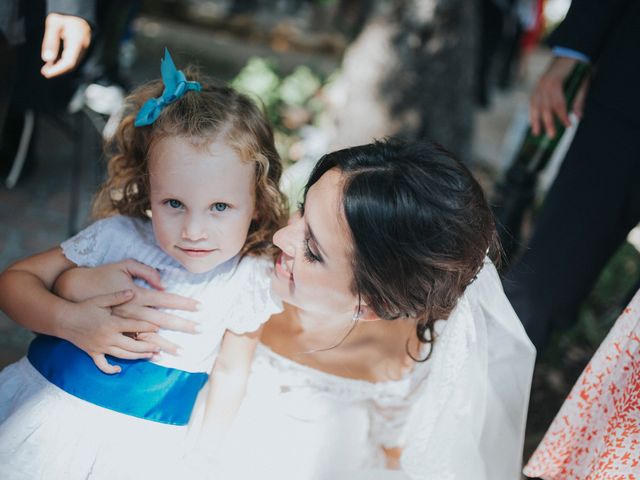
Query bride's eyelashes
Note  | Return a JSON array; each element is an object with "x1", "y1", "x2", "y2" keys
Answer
[
  {"x1": 302, "y1": 237, "x2": 322, "y2": 263},
  {"x1": 296, "y1": 201, "x2": 322, "y2": 263}
]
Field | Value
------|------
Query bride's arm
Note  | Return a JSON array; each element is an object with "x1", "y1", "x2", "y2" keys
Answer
[
  {"x1": 54, "y1": 260, "x2": 202, "y2": 356},
  {"x1": 191, "y1": 327, "x2": 261, "y2": 459}
]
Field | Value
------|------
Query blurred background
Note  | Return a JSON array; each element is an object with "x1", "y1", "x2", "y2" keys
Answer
[{"x1": 1, "y1": 0, "x2": 639, "y2": 461}]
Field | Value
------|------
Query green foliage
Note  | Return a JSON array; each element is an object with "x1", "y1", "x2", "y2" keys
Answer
[
  {"x1": 279, "y1": 66, "x2": 322, "y2": 107},
  {"x1": 231, "y1": 58, "x2": 281, "y2": 121},
  {"x1": 231, "y1": 58, "x2": 327, "y2": 161}
]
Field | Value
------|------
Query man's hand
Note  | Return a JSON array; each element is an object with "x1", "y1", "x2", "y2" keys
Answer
[
  {"x1": 529, "y1": 56, "x2": 580, "y2": 138},
  {"x1": 40, "y1": 13, "x2": 91, "y2": 78}
]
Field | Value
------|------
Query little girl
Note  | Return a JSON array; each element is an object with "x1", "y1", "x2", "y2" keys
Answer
[{"x1": 0, "y1": 50, "x2": 288, "y2": 479}]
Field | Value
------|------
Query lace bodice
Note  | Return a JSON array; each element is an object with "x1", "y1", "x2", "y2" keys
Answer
[
  {"x1": 202, "y1": 342, "x2": 429, "y2": 479},
  {"x1": 251, "y1": 343, "x2": 430, "y2": 447}
]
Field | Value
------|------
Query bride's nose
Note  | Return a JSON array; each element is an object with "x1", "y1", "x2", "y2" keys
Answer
[
  {"x1": 288, "y1": 209, "x2": 301, "y2": 226},
  {"x1": 273, "y1": 217, "x2": 300, "y2": 257}
]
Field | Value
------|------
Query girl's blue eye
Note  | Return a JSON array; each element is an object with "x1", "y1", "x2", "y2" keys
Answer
[
  {"x1": 213, "y1": 203, "x2": 228, "y2": 212},
  {"x1": 167, "y1": 199, "x2": 183, "y2": 209}
]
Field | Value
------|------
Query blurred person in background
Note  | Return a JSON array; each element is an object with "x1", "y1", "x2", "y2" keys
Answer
[
  {"x1": 510, "y1": 4, "x2": 640, "y2": 476},
  {"x1": 503, "y1": 0, "x2": 640, "y2": 352},
  {"x1": 0, "y1": 0, "x2": 94, "y2": 183}
]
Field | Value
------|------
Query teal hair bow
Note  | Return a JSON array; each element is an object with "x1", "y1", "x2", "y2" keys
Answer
[{"x1": 134, "y1": 48, "x2": 202, "y2": 127}]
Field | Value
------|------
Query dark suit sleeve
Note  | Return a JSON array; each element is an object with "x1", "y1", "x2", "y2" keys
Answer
[
  {"x1": 547, "y1": 0, "x2": 631, "y2": 62},
  {"x1": 46, "y1": 0, "x2": 96, "y2": 27}
]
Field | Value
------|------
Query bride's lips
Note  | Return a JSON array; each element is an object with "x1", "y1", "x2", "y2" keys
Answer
[{"x1": 275, "y1": 252, "x2": 294, "y2": 281}]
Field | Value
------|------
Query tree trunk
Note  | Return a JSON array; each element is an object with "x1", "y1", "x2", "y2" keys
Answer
[{"x1": 325, "y1": 0, "x2": 477, "y2": 160}]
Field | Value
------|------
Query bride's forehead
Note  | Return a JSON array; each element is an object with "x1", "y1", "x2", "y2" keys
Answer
[
  {"x1": 305, "y1": 170, "x2": 351, "y2": 245},
  {"x1": 306, "y1": 170, "x2": 344, "y2": 219},
  {"x1": 307, "y1": 169, "x2": 342, "y2": 196}
]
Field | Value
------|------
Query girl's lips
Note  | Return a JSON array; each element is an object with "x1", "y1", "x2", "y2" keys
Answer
[{"x1": 177, "y1": 247, "x2": 215, "y2": 258}]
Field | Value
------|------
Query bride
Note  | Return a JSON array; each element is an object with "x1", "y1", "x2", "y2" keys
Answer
[{"x1": 3, "y1": 140, "x2": 535, "y2": 479}]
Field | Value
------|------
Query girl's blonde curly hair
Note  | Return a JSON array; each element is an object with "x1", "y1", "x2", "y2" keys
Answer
[{"x1": 92, "y1": 68, "x2": 288, "y2": 259}]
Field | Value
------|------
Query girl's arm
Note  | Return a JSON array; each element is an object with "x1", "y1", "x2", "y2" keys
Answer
[
  {"x1": 195, "y1": 327, "x2": 262, "y2": 456},
  {"x1": 0, "y1": 250, "x2": 200, "y2": 373},
  {"x1": 0, "y1": 247, "x2": 78, "y2": 336},
  {"x1": 0, "y1": 247, "x2": 123, "y2": 339},
  {"x1": 0, "y1": 248, "x2": 159, "y2": 373}
]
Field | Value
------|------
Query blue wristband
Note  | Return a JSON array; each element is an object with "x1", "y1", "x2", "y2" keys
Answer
[{"x1": 552, "y1": 46, "x2": 591, "y2": 64}]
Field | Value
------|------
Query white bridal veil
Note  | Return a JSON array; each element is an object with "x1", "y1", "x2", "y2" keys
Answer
[
  {"x1": 332, "y1": 259, "x2": 535, "y2": 480},
  {"x1": 399, "y1": 258, "x2": 536, "y2": 479}
]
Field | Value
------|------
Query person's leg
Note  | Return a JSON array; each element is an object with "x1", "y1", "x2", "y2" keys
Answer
[{"x1": 503, "y1": 98, "x2": 640, "y2": 350}]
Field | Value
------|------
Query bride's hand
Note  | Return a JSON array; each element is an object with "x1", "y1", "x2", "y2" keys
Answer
[
  {"x1": 54, "y1": 260, "x2": 201, "y2": 371},
  {"x1": 110, "y1": 283, "x2": 201, "y2": 356},
  {"x1": 61, "y1": 289, "x2": 160, "y2": 374}
]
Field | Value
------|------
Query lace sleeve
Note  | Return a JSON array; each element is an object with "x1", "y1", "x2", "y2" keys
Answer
[
  {"x1": 60, "y1": 216, "x2": 125, "y2": 267},
  {"x1": 225, "y1": 257, "x2": 283, "y2": 335}
]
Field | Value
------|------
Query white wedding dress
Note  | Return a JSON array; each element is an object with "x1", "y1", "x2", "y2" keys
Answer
[
  {"x1": 192, "y1": 342, "x2": 426, "y2": 480},
  {"x1": 197, "y1": 259, "x2": 535, "y2": 480}
]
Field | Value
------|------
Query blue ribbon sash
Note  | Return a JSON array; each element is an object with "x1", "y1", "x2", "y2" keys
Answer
[{"x1": 27, "y1": 335, "x2": 208, "y2": 426}]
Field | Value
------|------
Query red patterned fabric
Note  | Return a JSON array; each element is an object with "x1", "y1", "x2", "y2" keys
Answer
[{"x1": 524, "y1": 290, "x2": 640, "y2": 479}]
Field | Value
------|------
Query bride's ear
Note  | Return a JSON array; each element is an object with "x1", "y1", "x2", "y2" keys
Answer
[{"x1": 353, "y1": 304, "x2": 379, "y2": 322}]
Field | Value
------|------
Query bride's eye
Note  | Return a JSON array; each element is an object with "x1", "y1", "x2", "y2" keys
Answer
[{"x1": 302, "y1": 237, "x2": 322, "y2": 263}]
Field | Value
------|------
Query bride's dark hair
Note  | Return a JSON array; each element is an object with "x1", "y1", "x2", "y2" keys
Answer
[{"x1": 303, "y1": 139, "x2": 499, "y2": 356}]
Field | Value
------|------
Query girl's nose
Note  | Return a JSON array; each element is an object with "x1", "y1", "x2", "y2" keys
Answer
[{"x1": 181, "y1": 215, "x2": 208, "y2": 241}]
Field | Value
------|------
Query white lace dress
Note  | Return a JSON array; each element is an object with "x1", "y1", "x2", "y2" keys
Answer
[
  {"x1": 193, "y1": 260, "x2": 535, "y2": 480},
  {"x1": 202, "y1": 342, "x2": 428, "y2": 480},
  {"x1": 0, "y1": 215, "x2": 281, "y2": 480}
]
